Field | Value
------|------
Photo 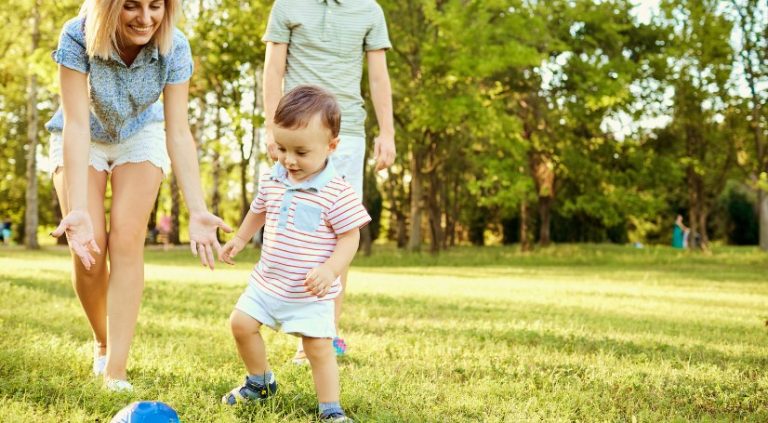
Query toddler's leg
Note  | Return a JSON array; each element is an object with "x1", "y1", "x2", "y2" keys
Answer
[
  {"x1": 223, "y1": 310, "x2": 277, "y2": 405},
  {"x1": 304, "y1": 336, "x2": 351, "y2": 420},
  {"x1": 230, "y1": 309, "x2": 269, "y2": 375},
  {"x1": 303, "y1": 337, "x2": 339, "y2": 402}
]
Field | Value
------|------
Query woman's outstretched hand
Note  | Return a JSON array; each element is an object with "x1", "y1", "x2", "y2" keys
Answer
[
  {"x1": 188, "y1": 211, "x2": 233, "y2": 270},
  {"x1": 51, "y1": 210, "x2": 101, "y2": 270}
]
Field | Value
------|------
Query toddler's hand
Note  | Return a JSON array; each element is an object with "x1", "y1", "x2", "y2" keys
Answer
[
  {"x1": 219, "y1": 236, "x2": 247, "y2": 265},
  {"x1": 305, "y1": 265, "x2": 336, "y2": 297}
]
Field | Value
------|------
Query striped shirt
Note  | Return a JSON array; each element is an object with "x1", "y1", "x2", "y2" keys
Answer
[
  {"x1": 249, "y1": 161, "x2": 371, "y2": 303},
  {"x1": 262, "y1": 0, "x2": 392, "y2": 138}
]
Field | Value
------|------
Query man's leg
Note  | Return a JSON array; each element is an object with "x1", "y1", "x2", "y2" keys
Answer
[{"x1": 294, "y1": 135, "x2": 365, "y2": 361}]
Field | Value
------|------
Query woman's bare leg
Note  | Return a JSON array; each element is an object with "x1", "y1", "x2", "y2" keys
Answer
[
  {"x1": 53, "y1": 167, "x2": 109, "y2": 355},
  {"x1": 103, "y1": 162, "x2": 162, "y2": 380}
]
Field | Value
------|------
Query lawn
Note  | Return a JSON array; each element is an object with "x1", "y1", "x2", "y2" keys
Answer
[{"x1": 1, "y1": 244, "x2": 767, "y2": 422}]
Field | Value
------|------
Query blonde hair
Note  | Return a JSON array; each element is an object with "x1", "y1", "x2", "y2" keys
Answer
[{"x1": 80, "y1": 0, "x2": 181, "y2": 60}]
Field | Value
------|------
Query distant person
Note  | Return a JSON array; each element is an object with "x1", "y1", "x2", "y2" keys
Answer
[
  {"x1": 156, "y1": 214, "x2": 172, "y2": 251},
  {"x1": 263, "y1": 0, "x2": 396, "y2": 364},
  {"x1": 46, "y1": 0, "x2": 230, "y2": 391},
  {"x1": 2, "y1": 221, "x2": 11, "y2": 245},
  {"x1": 218, "y1": 86, "x2": 370, "y2": 422},
  {"x1": 672, "y1": 214, "x2": 689, "y2": 249}
]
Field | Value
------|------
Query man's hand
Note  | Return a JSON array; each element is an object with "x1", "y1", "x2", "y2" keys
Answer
[
  {"x1": 304, "y1": 264, "x2": 337, "y2": 297},
  {"x1": 265, "y1": 129, "x2": 279, "y2": 162},
  {"x1": 51, "y1": 209, "x2": 101, "y2": 270},
  {"x1": 373, "y1": 133, "x2": 396, "y2": 171},
  {"x1": 188, "y1": 211, "x2": 233, "y2": 270}
]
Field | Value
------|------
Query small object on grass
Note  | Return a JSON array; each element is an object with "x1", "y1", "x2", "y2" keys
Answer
[{"x1": 110, "y1": 401, "x2": 179, "y2": 422}]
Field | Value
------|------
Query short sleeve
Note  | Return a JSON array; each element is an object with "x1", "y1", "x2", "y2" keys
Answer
[
  {"x1": 166, "y1": 30, "x2": 193, "y2": 84},
  {"x1": 250, "y1": 174, "x2": 270, "y2": 214},
  {"x1": 327, "y1": 184, "x2": 372, "y2": 234},
  {"x1": 262, "y1": 0, "x2": 291, "y2": 44},
  {"x1": 364, "y1": 3, "x2": 392, "y2": 51},
  {"x1": 52, "y1": 18, "x2": 89, "y2": 74}
]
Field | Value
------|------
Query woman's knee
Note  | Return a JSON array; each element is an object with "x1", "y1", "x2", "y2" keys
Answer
[{"x1": 108, "y1": 224, "x2": 147, "y2": 255}]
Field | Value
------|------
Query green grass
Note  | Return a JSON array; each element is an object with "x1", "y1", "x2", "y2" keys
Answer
[{"x1": 1, "y1": 244, "x2": 767, "y2": 422}]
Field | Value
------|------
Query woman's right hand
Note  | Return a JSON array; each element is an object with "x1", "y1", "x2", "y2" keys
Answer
[{"x1": 51, "y1": 209, "x2": 101, "y2": 270}]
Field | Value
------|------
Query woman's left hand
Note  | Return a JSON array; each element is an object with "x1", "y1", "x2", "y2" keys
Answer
[{"x1": 188, "y1": 211, "x2": 233, "y2": 270}]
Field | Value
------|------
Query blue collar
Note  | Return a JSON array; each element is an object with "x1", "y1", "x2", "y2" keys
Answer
[
  {"x1": 110, "y1": 43, "x2": 159, "y2": 67},
  {"x1": 271, "y1": 161, "x2": 337, "y2": 191}
]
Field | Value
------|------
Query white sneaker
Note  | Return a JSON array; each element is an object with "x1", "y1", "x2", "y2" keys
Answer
[
  {"x1": 92, "y1": 355, "x2": 107, "y2": 376},
  {"x1": 105, "y1": 379, "x2": 133, "y2": 392},
  {"x1": 291, "y1": 349, "x2": 308, "y2": 365}
]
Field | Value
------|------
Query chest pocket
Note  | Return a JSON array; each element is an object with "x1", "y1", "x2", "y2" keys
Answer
[{"x1": 293, "y1": 202, "x2": 323, "y2": 232}]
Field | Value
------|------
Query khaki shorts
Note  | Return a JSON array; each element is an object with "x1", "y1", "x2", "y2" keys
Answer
[{"x1": 330, "y1": 135, "x2": 365, "y2": 198}]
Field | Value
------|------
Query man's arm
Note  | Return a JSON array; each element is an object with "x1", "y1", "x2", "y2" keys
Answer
[
  {"x1": 367, "y1": 49, "x2": 396, "y2": 171},
  {"x1": 263, "y1": 41, "x2": 288, "y2": 161}
]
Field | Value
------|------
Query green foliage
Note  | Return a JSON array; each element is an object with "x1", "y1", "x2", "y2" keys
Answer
[
  {"x1": 0, "y1": 0, "x2": 80, "y2": 238},
  {"x1": 1, "y1": 0, "x2": 765, "y2": 248}
]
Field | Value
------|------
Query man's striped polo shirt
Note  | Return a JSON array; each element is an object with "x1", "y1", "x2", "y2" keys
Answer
[{"x1": 262, "y1": 0, "x2": 392, "y2": 138}]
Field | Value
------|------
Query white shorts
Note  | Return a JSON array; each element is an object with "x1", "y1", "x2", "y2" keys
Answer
[
  {"x1": 330, "y1": 135, "x2": 365, "y2": 198},
  {"x1": 235, "y1": 283, "x2": 336, "y2": 339},
  {"x1": 48, "y1": 122, "x2": 171, "y2": 176}
]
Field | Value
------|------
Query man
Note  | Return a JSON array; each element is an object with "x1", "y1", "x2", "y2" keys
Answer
[{"x1": 262, "y1": 0, "x2": 396, "y2": 362}]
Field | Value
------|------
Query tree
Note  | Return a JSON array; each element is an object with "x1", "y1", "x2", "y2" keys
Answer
[
  {"x1": 660, "y1": 0, "x2": 736, "y2": 249},
  {"x1": 24, "y1": 0, "x2": 41, "y2": 249},
  {"x1": 728, "y1": 0, "x2": 768, "y2": 250}
]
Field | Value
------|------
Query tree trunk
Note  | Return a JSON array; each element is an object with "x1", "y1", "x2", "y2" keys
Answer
[
  {"x1": 241, "y1": 65, "x2": 261, "y2": 221},
  {"x1": 211, "y1": 94, "x2": 223, "y2": 243},
  {"x1": 538, "y1": 196, "x2": 551, "y2": 246},
  {"x1": 170, "y1": 173, "x2": 181, "y2": 245},
  {"x1": 427, "y1": 171, "x2": 442, "y2": 255},
  {"x1": 407, "y1": 147, "x2": 424, "y2": 252},
  {"x1": 687, "y1": 166, "x2": 699, "y2": 249},
  {"x1": 384, "y1": 172, "x2": 407, "y2": 248},
  {"x1": 698, "y1": 207, "x2": 710, "y2": 251},
  {"x1": 425, "y1": 138, "x2": 442, "y2": 254},
  {"x1": 360, "y1": 225, "x2": 372, "y2": 256},
  {"x1": 529, "y1": 150, "x2": 554, "y2": 246},
  {"x1": 760, "y1": 190, "x2": 768, "y2": 250},
  {"x1": 24, "y1": 0, "x2": 40, "y2": 250},
  {"x1": 520, "y1": 196, "x2": 531, "y2": 252},
  {"x1": 734, "y1": 1, "x2": 767, "y2": 250},
  {"x1": 52, "y1": 186, "x2": 68, "y2": 245},
  {"x1": 146, "y1": 192, "x2": 160, "y2": 245},
  {"x1": 444, "y1": 176, "x2": 458, "y2": 249}
]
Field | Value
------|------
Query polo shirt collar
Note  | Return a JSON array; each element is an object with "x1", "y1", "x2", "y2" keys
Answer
[
  {"x1": 317, "y1": 0, "x2": 343, "y2": 4},
  {"x1": 271, "y1": 161, "x2": 337, "y2": 191},
  {"x1": 110, "y1": 44, "x2": 160, "y2": 67}
]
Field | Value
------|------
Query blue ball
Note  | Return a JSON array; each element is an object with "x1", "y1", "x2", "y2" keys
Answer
[{"x1": 110, "y1": 401, "x2": 180, "y2": 423}]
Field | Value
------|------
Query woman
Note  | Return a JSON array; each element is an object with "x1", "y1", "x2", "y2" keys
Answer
[{"x1": 46, "y1": 0, "x2": 230, "y2": 391}]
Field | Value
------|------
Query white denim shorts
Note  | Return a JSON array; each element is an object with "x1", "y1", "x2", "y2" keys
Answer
[
  {"x1": 235, "y1": 283, "x2": 336, "y2": 339},
  {"x1": 330, "y1": 135, "x2": 366, "y2": 198},
  {"x1": 48, "y1": 122, "x2": 170, "y2": 176}
]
